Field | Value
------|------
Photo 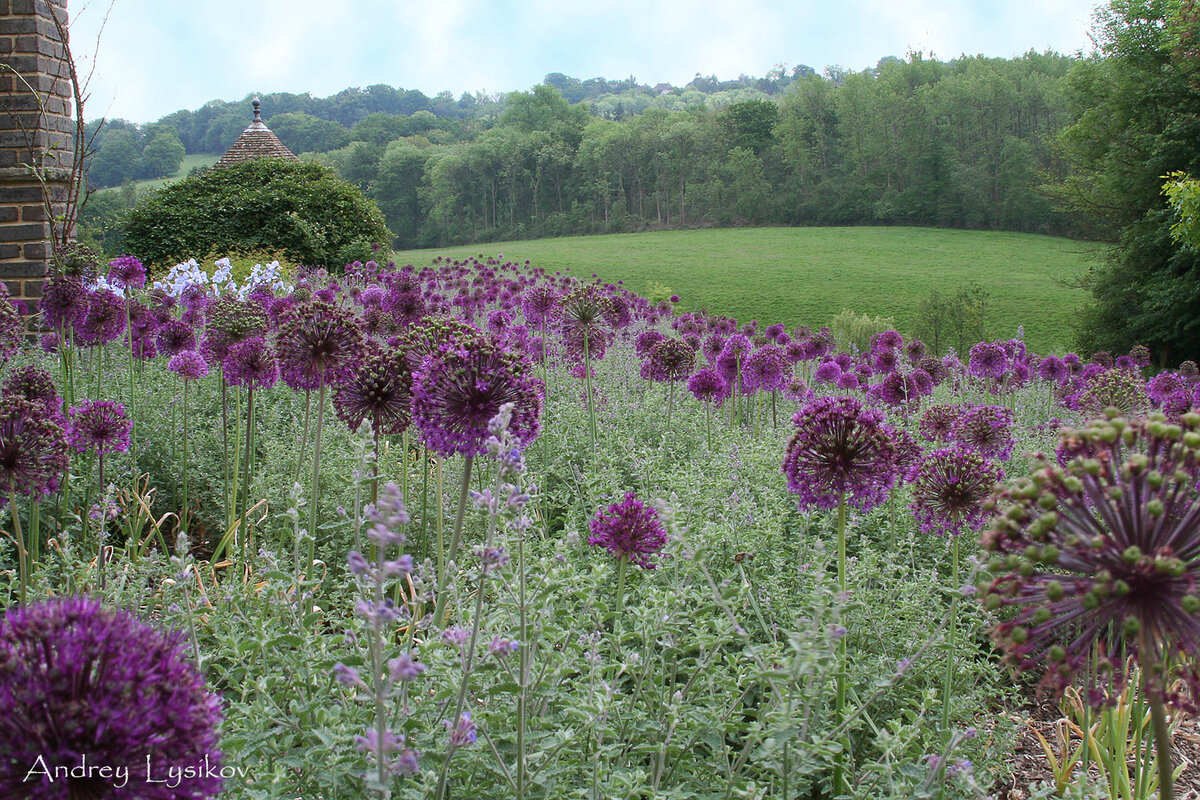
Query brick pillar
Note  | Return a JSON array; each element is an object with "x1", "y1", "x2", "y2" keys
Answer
[{"x1": 0, "y1": 0, "x2": 73, "y2": 318}]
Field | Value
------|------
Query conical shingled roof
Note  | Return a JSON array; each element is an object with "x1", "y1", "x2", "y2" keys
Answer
[{"x1": 214, "y1": 98, "x2": 298, "y2": 168}]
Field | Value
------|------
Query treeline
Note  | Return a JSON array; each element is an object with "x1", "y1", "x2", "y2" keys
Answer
[{"x1": 86, "y1": 53, "x2": 1079, "y2": 246}]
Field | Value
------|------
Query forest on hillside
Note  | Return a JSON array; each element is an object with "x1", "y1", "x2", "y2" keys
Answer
[{"x1": 81, "y1": 52, "x2": 1078, "y2": 249}]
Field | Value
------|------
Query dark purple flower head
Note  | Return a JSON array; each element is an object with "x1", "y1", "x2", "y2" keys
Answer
[
  {"x1": 588, "y1": 491, "x2": 669, "y2": 569},
  {"x1": 155, "y1": 319, "x2": 197, "y2": 357},
  {"x1": 223, "y1": 337, "x2": 277, "y2": 390},
  {"x1": 412, "y1": 337, "x2": 543, "y2": 458},
  {"x1": 981, "y1": 413, "x2": 1200, "y2": 711},
  {"x1": 687, "y1": 368, "x2": 728, "y2": 406},
  {"x1": 918, "y1": 403, "x2": 963, "y2": 443},
  {"x1": 836, "y1": 372, "x2": 861, "y2": 391},
  {"x1": 1129, "y1": 344, "x2": 1152, "y2": 367},
  {"x1": 870, "y1": 330, "x2": 903, "y2": 352},
  {"x1": 1074, "y1": 368, "x2": 1148, "y2": 418},
  {"x1": 40, "y1": 332, "x2": 59, "y2": 354},
  {"x1": 702, "y1": 334, "x2": 726, "y2": 363},
  {"x1": 1037, "y1": 356, "x2": 1070, "y2": 384},
  {"x1": 782, "y1": 395, "x2": 900, "y2": 512},
  {"x1": 201, "y1": 296, "x2": 269, "y2": 363},
  {"x1": 645, "y1": 337, "x2": 696, "y2": 383},
  {"x1": 106, "y1": 255, "x2": 146, "y2": 290},
  {"x1": 908, "y1": 446, "x2": 1003, "y2": 536},
  {"x1": 0, "y1": 396, "x2": 68, "y2": 498},
  {"x1": 66, "y1": 400, "x2": 132, "y2": 455},
  {"x1": 40, "y1": 272, "x2": 86, "y2": 332},
  {"x1": 1091, "y1": 350, "x2": 1114, "y2": 368},
  {"x1": 1146, "y1": 372, "x2": 1184, "y2": 406},
  {"x1": 75, "y1": 289, "x2": 126, "y2": 346},
  {"x1": 783, "y1": 378, "x2": 813, "y2": 403},
  {"x1": 872, "y1": 348, "x2": 899, "y2": 374},
  {"x1": 951, "y1": 404, "x2": 1016, "y2": 461},
  {"x1": 0, "y1": 596, "x2": 224, "y2": 799},
  {"x1": 334, "y1": 341, "x2": 412, "y2": 436},
  {"x1": 1180, "y1": 360, "x2": 1199, "y2": 381},
  {"x1": 169, "y1": 350, "x2": 210, "y2": 381},
  {"x1": 2, "y1": 365, "x2": 61, "y2": 420},
  {"x1": 968, "y1": 341, "x2": 1008, "y2": 380},
  {"x1": 905, "y1": 338, "x2": 927, "y2": 363},
  {"x1": 635, "y1": 329, "x2": 667, "y2": 359},
  {"x1": 521, "y1": 284, "x2": 560, "y2": 326},
  {"x1": 276, "y1": 299, "x2": 366, "y2": 391},
  {"x1": 560, "y1": 286, "x2": 614, "y2": 361}
]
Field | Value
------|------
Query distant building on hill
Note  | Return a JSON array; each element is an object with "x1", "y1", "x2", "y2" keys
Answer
[{"x1": 214, "y1": 98, "x2": 298, "y2": 168}]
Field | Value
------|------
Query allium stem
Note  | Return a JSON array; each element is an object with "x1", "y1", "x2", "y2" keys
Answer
[
  {"x1": 1141, "y1": 636, "x2": 1176, "y2": 800},
  {"x1": 584, "y1": 332, "x2": 597, "y2": 453},
  {"x1": 833, "y1": 493, "x2": 850, "y2": 797},
  {"x1": 433, "y1": 454, "x2": 474, "y2": 629},
  {"x1": 220, "y1": 375, "x2": 229, "y2": 523},
  {"x1": 614, "y1": 556, "x2": 628, "y2": 633},
  {"x1": 97, "y1": 451, "x2": 106, "y2": 591},
  {"x1": 240, "y1": 388, "x2": 255, "y2": 564},
  {"x1": 941, "y1": 535, "x2": 960, "y2": 735},
  {"x1": 181, "y1": 380, "x2": 189, "y2": 534},
  {"x1": 10, "y1": 480, "x2": 26, "y2": 604},
  {"x1": 306, "y1": 383, "x2": 328, "y2": 581},
  {"x1": 293, "y1": 390, "x2": 312, "y2": 486}
]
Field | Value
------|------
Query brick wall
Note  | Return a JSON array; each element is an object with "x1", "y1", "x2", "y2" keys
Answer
[{"x1": 0, "y1": 0, "x2": 72, "y2": 319}]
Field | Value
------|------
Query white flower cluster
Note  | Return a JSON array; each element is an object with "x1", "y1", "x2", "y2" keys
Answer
[
  {"x1": 152, "y1": 257, "x2": 294, "y2": 300},
  {"x1": 84, "y1": 274, "x2": 126, "y2": 298}
]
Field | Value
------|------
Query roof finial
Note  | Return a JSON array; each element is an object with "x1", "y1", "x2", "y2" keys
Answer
[{"x1": 252, "y1": 97, "x2": 262, "y2": 123}]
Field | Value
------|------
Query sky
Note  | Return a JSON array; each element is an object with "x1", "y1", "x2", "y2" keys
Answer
[{"x1": 65, "y1": 0, "x2": 1103, "y2": 124}]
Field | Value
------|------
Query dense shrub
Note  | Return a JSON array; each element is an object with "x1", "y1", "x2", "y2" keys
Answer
[{"x1": 121, "y1": 159, "x2": 391, "y2": 268}]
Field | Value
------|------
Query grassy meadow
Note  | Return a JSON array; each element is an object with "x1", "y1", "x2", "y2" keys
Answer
[{"x1": 397, "y1": 227, "x2": 1097, "y2": 356}]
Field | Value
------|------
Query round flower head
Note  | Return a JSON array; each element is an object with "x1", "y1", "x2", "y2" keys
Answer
[
  {"x1": 981, "y1": 413, "x2": 1200, "y2": 710},
  {"x1": 560, "y1": 285, "x2": 614, "y2": 361},
  {"x1": 2, "y1": 364, "x2": 61, "y2": 420},
  {"x1": 1129, "y1": 344, "x2": 1152, "y2": 367},
  {"x1": 169, "y1": 350, "x2": 210, "y2": 381},
  {"x1": 0, "y1": 396, "x2": 68, "y2": 498},
  {"x1": 412, "y1": 337, "x2": 543, "y2": 458},
  {"x1": 836, "y1": 372, "x2": 861, "y2": 391},
  {"x1": 223, "y1": 336, "x2": 277, "y2": 390},
  {"x1": 635, "y1": 329, "x2": 667, "y2": 360},
  {"x1": 687, "y1": 368, "x2": 728, "y2": 406},
  {"x1": 200, "y1": 295, "x2": 269, "y2": 363},
  {"x1": 968, "y1": 341, "x2": 1008, "y2": 380},
  {"x1": 588, "y1": 491, "x2": 669, "y2": 569},
  {"x1": 106, "y1": 254, "x2": 146, "y2": 290},
  {"x1": 521, "y1": 283, "x2": 560, "y2": 326},
  {"x1": 645, "y1": 337, "x2": 696, "y2": 383},
  {"x1": 814, "y1": 361, "x2": 842, "y2": 384},
  {"x1": 1146, "y1": 372, "x2": 1184, "y2": 407},
  {"x1": 0, "y1": 596, "x2": 224, "y2": 799},
  {"x1": 1037, "y1": 356, "x2": 1070, "y2": 384},
  {"x1": 919, "y1": 403, "x2": 963, "y2": 443},
  {"x1": 951, "y1": 404, "x2": 1016, "y2": 461},
  {"x1": 1180, "y1": 360, "x2": 1199, "y2": 381},
  {"x1": 66, "y1": 400, "x2": 132, "y2": 455},
  {"x1": 905, "y1": 338, "x2": 927, "y2": 363},
  {"x1": 74, "y1": 289, "x2": 126, "y2": 346},
  {"x1": 155, "y1": 318, "x2": 197, "y2": 357},
  {"x1": 782, "y1": 395, "x2": 900, "y2": 512},
  {"x1": 39, "y1": 272, "x2": 85, "y2": 332},
  {"x1": 909, "y1": 446, "x2": 1003, "y2": 536},
  {"x1": 275, "y1": 299, "x2": 365, "y2": 390},
  {"x1": 743, "y1": 344, "x2": 789, "y2": 392},
  {"x1": 702, "y1": 334, "x2": 726, "y2": 363},
  {"x1": 783, "y1": 378, "x2": 813, "y2": 403},
  {"x1": 1074, "y1": 368, "x2": 1148, "y2": 419},
  {"x1": 334, "y1": 341, "x2": 413, "y2": 436}
]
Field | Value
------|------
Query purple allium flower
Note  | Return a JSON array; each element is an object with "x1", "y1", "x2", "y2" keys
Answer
[
  {"x1": 918, "y1": 403, "x2": 963, "y2": 443},
  {"x1": 2, "y1": 365, "x2": 61, "y2": 421},
  {"x1": 334, "y1": 341, "x2": 412, "y2": 436},
  {"x1": 702, "y1": 334, "x2": 726, "y2": 363},
  {"x1": 645, "y1": 337, "x2": 696, "y2": 383},
  {"x1": 782, "y1": 395, "x2": 900, "y2": 512},
  {"x1": 968, "y1": 341, "x2": 1008, "y2": 380},
  {"x1": 200, "y1": 295, "x2": 269, "y2": 364},
  {"x1": 106, "y1": 254, "x2": 146, "y2": 290},
  {"x1": 169, "y1": 350, "x2": 210, "y2": 381},
  {"x1": 560, "y1": 286, "x2": 614, "y2": 361},
  {"x1": 520, "y1": 283, "x2": 560, "y2": 326},
  {"x1": 40, "y1": 272, "x2": 86, "y2": 332},
  {"x1": 908, "y1": 446, "x2": 1003, "y2": 536},
  {"x1": 1180, "y1": 360, "x2": 1199, "y2": 381},
  {"x1": 783, "y1": 378, "x2": 813, "y2": 403},
  {"x1": 836, "y1": 372, "x2": 861, "y2": 391},
  {"x1": 743, "y1": 344, "x2": 789, "y2": 392},
  {"x1": 74, "y1": 289, "x2": 126, "y2": 346},
  {"x1": 0, "y1": 596, "x2": 224, "y2": 799},
  {"x1": 1146, "y1": 372, "x2": 1184, "y2": 406},
  {"x1": 1037, "y1": 356, "x2": 1070, "y2": 384},
  {"x1": 0, "y1": 396, "x2": 69, "y2": 499},
  {"x1": 814, "y1": 360, "x2": 842, "y2": 384},
  {"x1": 872, "y1": 348, "x2": 899, "y2": 374},
  {"x1": 275, "y1": 299, "x2": 365, "y2": 391},
  {"x1": 950, "y1": 404, "x2": 1016, "y2": 461},
  {"x1": 39, "y1": 332, "x2": 59, "y2": 353},
  {"x1": 1129, "y1": 344, "x2": 1152, "y2": 367},
  {"x1": 687, "y1": 368, "x2": 728, "y2": 406},
  {"x1": 1115, "y1": 355, "x2": 1137, "y2": 371},
  {"x1": 411, "y1": 338, "x2": 543, "y2": 458},
  {"x1": 222, "y1": 336, "x2": 278, "y2": 390},
  {"x1": 905, "y1": 338, "x2": 927, "y2": 363},
  {"x1": 635, "y1": 329, "x2": 667, "y2": 359},
  {"x1": 588, "y1": 491, "x2": 669, "y2": 569},
  {"x1": 981, "y1": 413, "x2": 1200, "y2": 710},
  {"x1": 66, "y1": 400, "x2": 132, "y2": 454},
  {"x1": 871, "y1": 330, "x2": 904, "y2": 351},
  {"x1": 155, "y1": 319, "x2": 197, "y2": 357}
]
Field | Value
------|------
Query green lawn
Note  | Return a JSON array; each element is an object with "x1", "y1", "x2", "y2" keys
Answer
[
  {"x1": 96, "y1": 153, "x2": 221, "y2": 197},
  {"x1": 395, "y1": 227, "x2": 1098, "y2": 355}
]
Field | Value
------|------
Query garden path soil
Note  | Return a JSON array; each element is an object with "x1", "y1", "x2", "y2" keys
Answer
[{"x1": 997, "y1": 700, "x2": 1199, "y2": 799}]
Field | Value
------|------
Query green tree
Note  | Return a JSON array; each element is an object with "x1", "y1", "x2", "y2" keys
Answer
[
  {"x1": 121, "y1": 159, "x2": 391, "y2": 268},
  {"x1": 88, "y1": 130, "x2": 141, "y2": 188},
  {"x1": 1052, "y1": 0, "x2": 1200, "y2": 361},
  {"x1": 371, "y1": 140, "x2": 430, "y2": 247},
  {"x1": 140, "y1": 131, "x2": 185, "y2": 178},
  {"x1": 268, "y1": 112, "x2": 351, "y2": 154}
]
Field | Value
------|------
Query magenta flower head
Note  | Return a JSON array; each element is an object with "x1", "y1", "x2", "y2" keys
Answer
[
  {"x1": 981, "y1": 413, "x2": 1200, "y2": 710},
  {"x1": 2, "y1": 365, "x2": 61, "y2": 421},
  {"x1": 919, "y1": 403, "x2": 963, "y2": 443},
  {"x1": 521, "y1": 283, "x2": 560, "y2": 326},
  {"x1": 75, "y1": 289, "x2": 126, "y2": 346},
  {"x1": 66, "y1": 400, "x2": 132, "y2": 455},
  {"x1": 40, "y1": 272, "x2": 86, "y2": 332},
  {"x1": 560, "y1": 285, "x2": 614, "y2": 361},
  {"x1": 275, "y1": 299, "x2": 366, "y2": 391},
  {"x1": 0, "y1": 596, "x2": 224, "y2": 799},
  {"x1": 951, "y1": 404, "x2": 1016, "y2": 461},
  {"x1": 782, "y1": 395, "x2": 900, "y2": 512},
  {"x1": 155, "y1": 319, "x2": 197, "y2": 357},
  {"x1": 645, "y1": 337, "x2": 696, "y2": 383},
  {"x1": 106, "y1": 254, "x2": 146, "y2": 290},
  {"x1": 334, "y1": 341, "x2": 412, "y2": 436},
  {"x1": 909, "y1": 446, "x2": 1004, "y2": 537},
  {"x1": 0, "y1": 396, "x2": 69, "y2": 499},
  {"x1": 412, "y1": 337, "x2": 543, "y2": 458},
  {"x1": 687, "y1": 368, "x2": 728, "y2": 406},
  {"x1": 588, "y1": 491, "x2": 669, "y2": 569},
  {"x1": 968, "y1": 341, "x2": 1008, "y2": 380},
  {"x1": 743, "y1": 344, "x2": 789, "y2": 392},
  {"x1": 168, "y1": 350, "x2": 210, "y2": 381}
]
